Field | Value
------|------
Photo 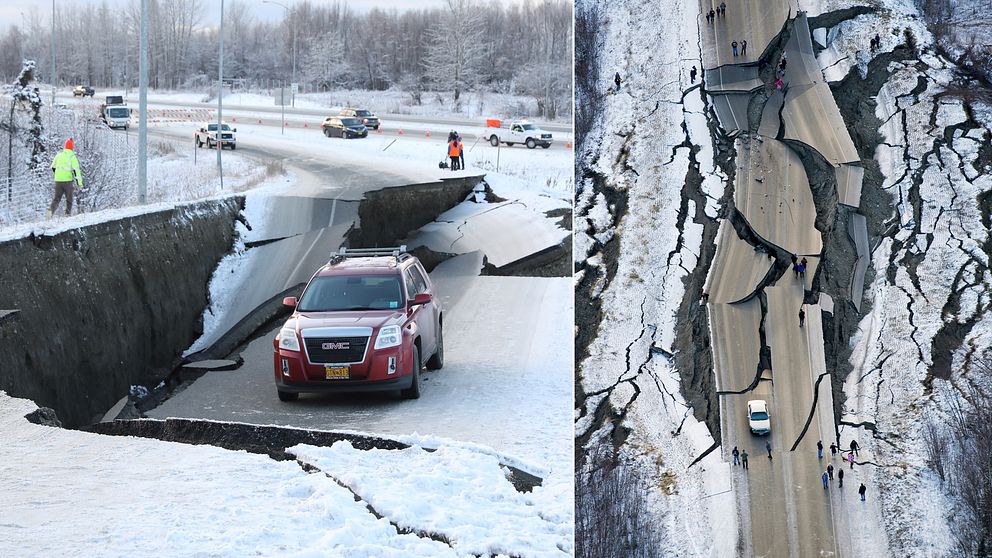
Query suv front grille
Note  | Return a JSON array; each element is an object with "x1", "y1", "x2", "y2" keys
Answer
[{"x1": 305, "y1": 336, "x2": 369, "y2": 364}]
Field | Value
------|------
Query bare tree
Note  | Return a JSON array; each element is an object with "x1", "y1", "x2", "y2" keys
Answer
[{"x1": 422, "y1": 0, "x2": 488, "y2": 104}]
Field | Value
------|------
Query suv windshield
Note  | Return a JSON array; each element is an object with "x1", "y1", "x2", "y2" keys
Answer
[
  {"x1": 356, "y1": 110, "x2": 372, "y2": 117},
  {"x1": 107, "y1": 108, "x2": 129, "y2": 118},
  {"x1": 207, "y1": 124, "x2": 231, "y2": 131},
  {"x1": 341, "y1": 118, "x2": 362, "y2": 127},
  {"x1": 298, "y1": 275, "x2": 403, "y2": 312},
  {"x1": 751, "y1": 411, "x2": 769, "y2": 421}
]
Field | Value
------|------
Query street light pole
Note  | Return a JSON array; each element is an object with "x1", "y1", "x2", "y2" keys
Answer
[
  {"x1": 217, "y1": 0, "x2": 224, "y2": 191},
  {"x1": 50, "y1": 0, "x2": 55, "y2": 106},
  {"x1": 138, "y1": 0, "x2": 147, "y2": 204},
  {"x1": 262, "y1": 0, "x2": 296, "y2": 107}
]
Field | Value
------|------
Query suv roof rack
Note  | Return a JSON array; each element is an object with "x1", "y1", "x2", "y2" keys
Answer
[{"x1": 328, "y1": 246, "x2": 410, "y2": 263}]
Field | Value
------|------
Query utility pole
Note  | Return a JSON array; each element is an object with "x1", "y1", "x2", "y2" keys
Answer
[
  {"x1": 138, "y1": 0, "x2": 148, "y2": 204},
  {"x1": 217, "y1": 0, "x2": 224, "y2": 190},
  {"x1": 50, "y1": 0, "x2": 55, "y2": 106}
]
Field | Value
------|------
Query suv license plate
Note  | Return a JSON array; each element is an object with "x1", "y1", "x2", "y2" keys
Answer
[{"x1": 325, "y1": 366, "x2": 350, "y2": 380}]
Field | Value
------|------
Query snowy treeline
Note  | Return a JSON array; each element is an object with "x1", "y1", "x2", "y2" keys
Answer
[{"x1": 0, "y1": 0, "x2": 572, "y2": 118}]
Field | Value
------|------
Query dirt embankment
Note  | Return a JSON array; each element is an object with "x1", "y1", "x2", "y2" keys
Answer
[{"x1": 0, "y1": 199, "x2": 243, "y2": 427}]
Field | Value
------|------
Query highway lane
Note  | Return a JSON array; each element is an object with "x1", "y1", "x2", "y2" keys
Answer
[{"x1": 56, "y1": 91, "x2": 573, "y2": 134}]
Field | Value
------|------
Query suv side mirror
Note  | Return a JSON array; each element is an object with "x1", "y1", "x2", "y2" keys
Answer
[
  {"x1": 409, "y1": 293, "x2": 432, "y2": 307},
  {"x1": 282, "y1": 296, "x2": 298, "y2": 308},
  {"x1": 232, "y1": 128, "x2": 237, "y2": 132}
]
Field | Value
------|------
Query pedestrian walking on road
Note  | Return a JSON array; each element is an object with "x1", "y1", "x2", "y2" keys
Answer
[
  {"x1": 817, "y1": 440, "x2": 823, "y2": 459},
  {"x1": 830, "y1": 442, "x2": 838, "y2": 457},
  {"x1": 614, "y1": 72, "x2": 622, "y2": 91},
  {"x1": 48, "y1": 138, "x2": 84, "y2": 218},
  {"x1": 766, "y1": 441, "x2": 772, "y2": 459},
  {"x1": 741, "y1": 40, "x2": 748, "y2": 57},
  {"x1": 799, "y1": 257, "x2": 808, "y2": 279},
  {"x1": 775, "y1": 78, "x2": 783, "y2": 90},
  {"x1": 822, "y1": 471, "x2": 829, "y2": 489},
  {"x1": 859, "y1": 482, "x2": 867, "y2": 501},
  {"x1": 742, "y1": 450, "x2": 749, "y2": 470},
  {"x1": 720, "y1": 2, "x2": 726, "y2": 16},
  {"x1": 850, "y1": 439, "x2": 860, "y2": 456},
  {"x1": 848, "y1": 451, "x2": 855, "y2": 469},
  {"x1": 732, "y1": 445, "x2": 740, "y2": 466},
  {"x1": 690, "y1": 66, "x2": 698, "y2": 83},
  {"x1": 708, "y1": 9, "x2": 715, "y2": 23},
  {"x1": 731, "y1": 41, "x2": 739, "y2": 57},
  {"x1": 838, "y1": 468, "x2": 845, "y2": 487},
  {"x1": 799, "y1": 307, "x2": 806, "y2": 328},
  {"x1": 827, "y1": 463, "x2": 834, "y2": 480}
]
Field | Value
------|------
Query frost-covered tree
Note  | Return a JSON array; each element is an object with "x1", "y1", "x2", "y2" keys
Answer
[
  {"x1": 302, "y1": 33, "x2": 347, "y2": 91},
  {"x1": 3, "y1": 60, "x2": 45, "y2": 172},
  {"x1": 422, "y1": 0, "x2": 488, "y2": 104}
]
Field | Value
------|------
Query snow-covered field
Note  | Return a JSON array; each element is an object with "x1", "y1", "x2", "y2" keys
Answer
[{"x1": 0, "y1": 392, "x2": 568, "y2": 557}]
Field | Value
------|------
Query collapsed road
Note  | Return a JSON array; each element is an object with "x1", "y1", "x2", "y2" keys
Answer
[{"x1": 700, "y1": 3, "x2": 871, "y2": 556}]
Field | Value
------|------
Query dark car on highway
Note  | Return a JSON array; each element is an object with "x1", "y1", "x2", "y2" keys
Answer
[
  {"x1": 322, "y1": 116, "x2": 368, "y2": 139},
  {"x1": 273, "y1": 246, "x2": 444, "y2": 401},
  {"x1": 339, "y1": 107, "x2": 380, "y2": 130},
  {"x1": 73, "y1": 85, "x2": 95, "y2": 97}
]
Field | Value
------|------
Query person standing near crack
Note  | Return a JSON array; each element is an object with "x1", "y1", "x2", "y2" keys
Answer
[
  {"x1": 690, "y1": 66, "x2": 697, "y2": 83},
  {"x1": 48, "y1": 137, "x2": 84, "y2": 218},
  {"x1": 859, "y1": 482, "x2": 867, "y2": 501},
  {"x1": 766, "y1": 440, "x2": 772, "y2": 459},
  {"x1": 741, "y1": 450, "x2": 749, "y2": 470},
  {"x1": 614, "y1": 72, "x2": 622, "y2": 92},
  {"x1": 850, "y1": 439, "x2": 860, "y2": 456},
  {"x1": 799, "y1": 307, "x2": 806, "y2": 328},
  {"x1": 732, "y1": 40, "x2": 739, "y2": 57},
  {"x1": 741, "y1": 40, "x2": 747, "y2": 57}
]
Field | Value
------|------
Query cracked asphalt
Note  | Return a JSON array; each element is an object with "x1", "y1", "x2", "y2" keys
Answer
[{"x1": 701, "y1": 6, "x2": 863, "y2": 556}]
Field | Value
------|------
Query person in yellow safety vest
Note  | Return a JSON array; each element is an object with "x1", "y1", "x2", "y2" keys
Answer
[
  {"x1": 448, "y1": 136, "x2": 461, "y2": 171},
  {"x1": 456, "y1": 133, "x2": 465, "y2": 170},
  {"x1": 48, "y1": 138, "x2": 84, "y2": 218}
]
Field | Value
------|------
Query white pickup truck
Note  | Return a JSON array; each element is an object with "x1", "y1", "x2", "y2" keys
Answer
[
  {"x1": 195, "y1": 122, "x2": 237, "y2": 150},
  {"x1": 486, "y1": 120, "x2": 553, "y2": 149}
]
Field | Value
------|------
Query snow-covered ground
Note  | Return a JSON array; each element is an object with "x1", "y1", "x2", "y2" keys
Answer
[
  {"x1": 0, "y1": 392, "x2": 568, "y2": 557},
  {"x1": 574, "y1": 0, "x2": 735, "y2": 555}
]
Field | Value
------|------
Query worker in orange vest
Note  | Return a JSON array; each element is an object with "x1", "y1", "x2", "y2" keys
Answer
[{"x1": 448, "y1": 135, "x2": 461, "y2": 171}]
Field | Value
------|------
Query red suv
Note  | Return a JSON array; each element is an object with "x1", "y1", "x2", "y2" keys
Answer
[{"x1": 273, "y1": 246, "x2": 443, "y2": 401}]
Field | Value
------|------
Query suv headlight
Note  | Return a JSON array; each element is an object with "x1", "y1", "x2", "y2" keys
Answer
[
  {"x1": 374, "y1": 325, "x2": 402, "y2": 349},
  {"x1": 278, "y1": 327, "x2": 301, "y2": 352}
]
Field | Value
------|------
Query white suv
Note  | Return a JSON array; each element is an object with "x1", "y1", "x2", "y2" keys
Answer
[{"x1": 747, "y1": 400, "x2": 771, "y2": 435}]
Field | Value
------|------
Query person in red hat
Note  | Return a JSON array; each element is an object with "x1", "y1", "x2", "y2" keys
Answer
[{"x1": 48, "y1": 138, "x2": 84, "y2": 218}]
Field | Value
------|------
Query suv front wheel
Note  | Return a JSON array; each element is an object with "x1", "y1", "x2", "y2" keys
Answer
[
  {"x1": 401, "y1": 345, "x2": 422, "y2": 399},
  {"x1": 277, "y1": 390, "x2": 298, "y2": 402}
]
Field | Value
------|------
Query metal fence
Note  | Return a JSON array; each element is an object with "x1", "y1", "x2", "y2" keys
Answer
[{"x1": 0, "y1": 106, "x2": 139, "y2": 227}]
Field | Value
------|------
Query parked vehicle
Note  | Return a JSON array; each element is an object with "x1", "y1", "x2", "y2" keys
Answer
[
  {"x1": 98, "y1": 96, "x2": 130, "y2": 129},
  {"x1": 72, "y1": 85, "x2": 95, "y2": 97},
  {"x1": 322, "y1": 116, "x2": 368, "y2": 139},
  {"x1": 747, "y1": 400, "x2": 771, "y2": 435},
  {"x1": 339, "y1": 108, "x2": 380, "y2": 130},
  {"x1": 273, "y1": 246, "x2": 444, "y2": 401},
  {"x1": 486, "y1": 119, "x2": 553, "y2": 149},
  {"x1": 195, "y1": 122, "x2": 237, "y2": 150}
]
